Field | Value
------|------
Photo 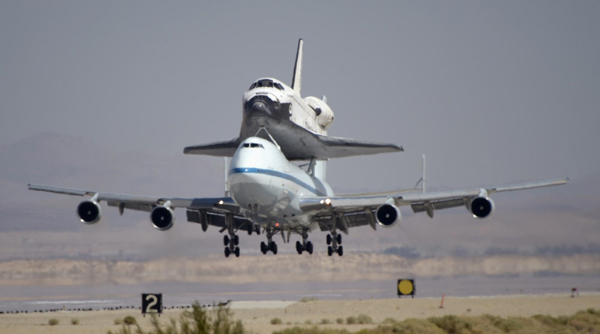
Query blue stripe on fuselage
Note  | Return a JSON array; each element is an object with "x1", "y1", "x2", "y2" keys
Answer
[{"x1": 229, "y1": 168, "x2": 326, "y2": 196}]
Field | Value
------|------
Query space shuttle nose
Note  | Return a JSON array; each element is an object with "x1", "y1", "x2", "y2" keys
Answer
[{"x1": 252, "y1": 101, "x2": 268, "y2": 114}]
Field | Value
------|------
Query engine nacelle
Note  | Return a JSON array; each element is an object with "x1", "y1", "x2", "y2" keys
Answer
[
  {"x1": 150, "y1": 205, "x2": 175, "y2": 231},
  {"x1": 77, "y1": 200, "x2": 102, "y2": 224},
  {"x1": 376, "y1": 203, "x2": 401, "y2": 228},
  {"x1": 469, "y1": 197, "x2": 495, "y2": 219},
  {"x1": 305, "y1": 96, "x2": 334, "y2": 130}
]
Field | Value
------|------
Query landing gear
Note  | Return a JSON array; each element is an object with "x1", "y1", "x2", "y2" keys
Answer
[
  {"x1": 223, "y1": 214, "x2": 240, "y2": 258},
  {"x1": 296, "y1": 230, "x2": 313, "y2": 255},
  {"x1": 261, "y1": 241, "x2": 268, "y2": 254},
  {"x1": 270, "y1": 241, "x2": 278, "y2": 254},
  {"x1": 260, "y1": 228, "x2": 278, "y2": 255},
  {"x1": 326, "y1": 230, "x2": 343, "y2": 256}
]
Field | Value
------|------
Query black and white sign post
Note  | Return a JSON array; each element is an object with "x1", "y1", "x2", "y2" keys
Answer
[{"x1": 142, "y1": 293, "x2": 163, "y2": 317}]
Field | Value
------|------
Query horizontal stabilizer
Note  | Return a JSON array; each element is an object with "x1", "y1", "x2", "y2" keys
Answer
[{"x1": 183, "y1": 138, "x2": 240, "y2": 157}]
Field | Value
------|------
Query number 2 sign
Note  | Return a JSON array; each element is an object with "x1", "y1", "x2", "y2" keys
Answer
[{"x1": 142, "y1": 293, "x2": 162, "y2": 316}]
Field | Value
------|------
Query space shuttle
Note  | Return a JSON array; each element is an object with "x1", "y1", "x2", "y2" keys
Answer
[{"x1": 184, "y1": 39, "x2": 403, "y2": 161}]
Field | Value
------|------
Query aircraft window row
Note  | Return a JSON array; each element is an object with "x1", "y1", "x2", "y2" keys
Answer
[
  {"x1": 248, "y1": 80, "x2": 284, "y2": 91},
  {"x1": 242, "y1": 143, "x2": 264, "y2": 148}
]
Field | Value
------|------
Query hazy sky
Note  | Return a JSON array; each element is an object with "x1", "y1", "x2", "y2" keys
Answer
[{"x1": 1, "y1": 1, "x2": 599, "y2": 193}]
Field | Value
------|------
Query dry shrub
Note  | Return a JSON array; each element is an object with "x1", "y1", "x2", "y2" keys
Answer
[
  {"x1": 356, "y1": 314, "x2": 373, "y2": 324},
  {"x1": 110, "y1": 301, "x2": 246, "y2": 334},
  {"x1": 274, "y1": 310, "x2": 600, "y2": 334},
  {"x1": 48, "y1": 318, "x2": 59, "y2": 326}
]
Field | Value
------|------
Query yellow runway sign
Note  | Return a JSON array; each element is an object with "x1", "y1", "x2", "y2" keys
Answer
[{"x1": 397, "y1": 279, "x2": 415, "y2": 297}]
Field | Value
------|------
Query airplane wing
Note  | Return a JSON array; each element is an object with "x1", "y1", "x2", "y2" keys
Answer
[
  {"x1": 299, "y1": 178, "x2": 569, "y2": 234},
  {"x1": 183, "y1": 138, "x2": 240, "y2": 157},
  {"x1": 27, "y1": 184, "x2": 258, "y2": 233}
]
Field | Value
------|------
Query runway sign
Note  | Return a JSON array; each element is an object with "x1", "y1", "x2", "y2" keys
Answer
[
  {"x1": 397, "y1": 279, "x2": 415, "y2": 298},
  {"x1": 142, "y1": 293, "x2": 162, "y2": 316}
]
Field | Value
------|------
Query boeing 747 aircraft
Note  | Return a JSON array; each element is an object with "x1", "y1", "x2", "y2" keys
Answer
[
  {"x1": 29, "y1": 132, "x2": 567, "y2": 257},
  {"x1": 28, "y1": 39, "x2": 567, "y2": 257}
]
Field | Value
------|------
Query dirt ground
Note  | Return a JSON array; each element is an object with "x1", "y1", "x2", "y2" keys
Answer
[{"x1": 1, "y1": 294, "x2": 599, "y2": 334}]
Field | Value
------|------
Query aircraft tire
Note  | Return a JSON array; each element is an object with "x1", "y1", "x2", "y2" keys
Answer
[
  {"x1": 296, "y1": 241, "x2": 303, "y2": 254},
  {"x1": 336, "y1": 234, "x2": 342, "y2": 244},
  {"x1": 271, "y1": 242, "x2": 278, "y2": 255},
  {"x1": 233, "y1": 235, "x2": 239, "y2": 245},
  {"x1": 248, "y1": 228, "x2": 252, "y2": 235},
  {"x1": 260, "y1": 242, "x2": 268, "y2": 254},
  {"x1": 223, "y1": 235, "x2": 230, "y2": 247},
  {"x1": 326, "y1": 234, "x2": 332, "y2": 245},
  {"x1": 307, "y1": 241, "x2": 313, "y2": 254},
  {"x1": 234, "y1": 247, "x2": 240, "y2": 257},
  {"x1": 337, "y1": 245, "x2": 343, "y2": 256},
  {"x1": 224, "y1": 247, "x2": 231, "y2": 258},
  {"x1": 327, "y1": 246, "x2": 333, "y2": 256}
]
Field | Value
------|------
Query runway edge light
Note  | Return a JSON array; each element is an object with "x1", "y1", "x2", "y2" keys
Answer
[{"x1": 397, "y1": 279, "x2": 415, "y2": 298}]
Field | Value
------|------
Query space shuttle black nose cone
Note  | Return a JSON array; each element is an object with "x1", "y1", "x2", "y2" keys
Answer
[{"x1": 252, "y1": 101, "x2": 268, "y2": 113}]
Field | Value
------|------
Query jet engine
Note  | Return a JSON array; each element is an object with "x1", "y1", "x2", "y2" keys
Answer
[
  {"x1": 469, "y1": 196, "x2": 495, "y2": 219},
  {"x1": 305, "y1": 96, "x2": 334, "y2": 130},
  {"x1": 376, "y1": 202, "x2": 401, "y2": 228},
  {"x1": 150, "y1": 205, "x2": 175, "y2": 231},
  {"x1": 77, "y1": 200, "x2": 102, "y2": 224}
]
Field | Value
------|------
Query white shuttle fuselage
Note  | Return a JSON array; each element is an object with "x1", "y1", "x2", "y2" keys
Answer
[
  {"x1": 241, "y1": 77, "x2": 334, "y2": 137},
  {"x1": 184, "y1": 39, "x2": 403, "y2": 161}
]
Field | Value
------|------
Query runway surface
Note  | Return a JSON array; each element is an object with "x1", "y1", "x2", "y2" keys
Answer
[{"x1": 1, "y1": 274, "x2": 599, "y2": 313}]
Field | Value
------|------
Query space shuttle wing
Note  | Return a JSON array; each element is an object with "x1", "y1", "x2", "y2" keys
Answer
[
  {"x1": 309, "y1": 134, "x2": 403, "y2": 158},
  {"x1": 183, "y1": 138, "x2": 240, "y2": 157},
  {"x1": 270, "y1": 124, "x2": 403, "y2": 160}
]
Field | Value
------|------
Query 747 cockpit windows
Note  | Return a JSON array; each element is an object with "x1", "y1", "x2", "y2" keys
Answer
[
  {"x1": 248, "y1": 79, "x2": 284, "y2": 91},
  {"x1": 242, "y1": 143, "x2": 264, "y2": 149}
]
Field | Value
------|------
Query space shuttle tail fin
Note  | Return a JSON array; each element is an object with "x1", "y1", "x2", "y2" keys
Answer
[{"x1": 291, "y1": 38, "x2": 303, "y2": 96}]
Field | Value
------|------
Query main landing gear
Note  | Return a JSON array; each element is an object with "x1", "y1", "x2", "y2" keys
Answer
[
  {"x1": 296, "y1": 230, "x2": 313, "y2": 255},
  {"x1": 223, "y1": 214, "x2": 240, "y2": 258},
  {"x1": 326, "y1": 231, "x2": 343, "y2": 256},
  {"x1": 260, "y1": 228, "x2": 278, "y2": 255},
  {"x1": 223, "y1": 234, "x2": 240, "y2": 258}
]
